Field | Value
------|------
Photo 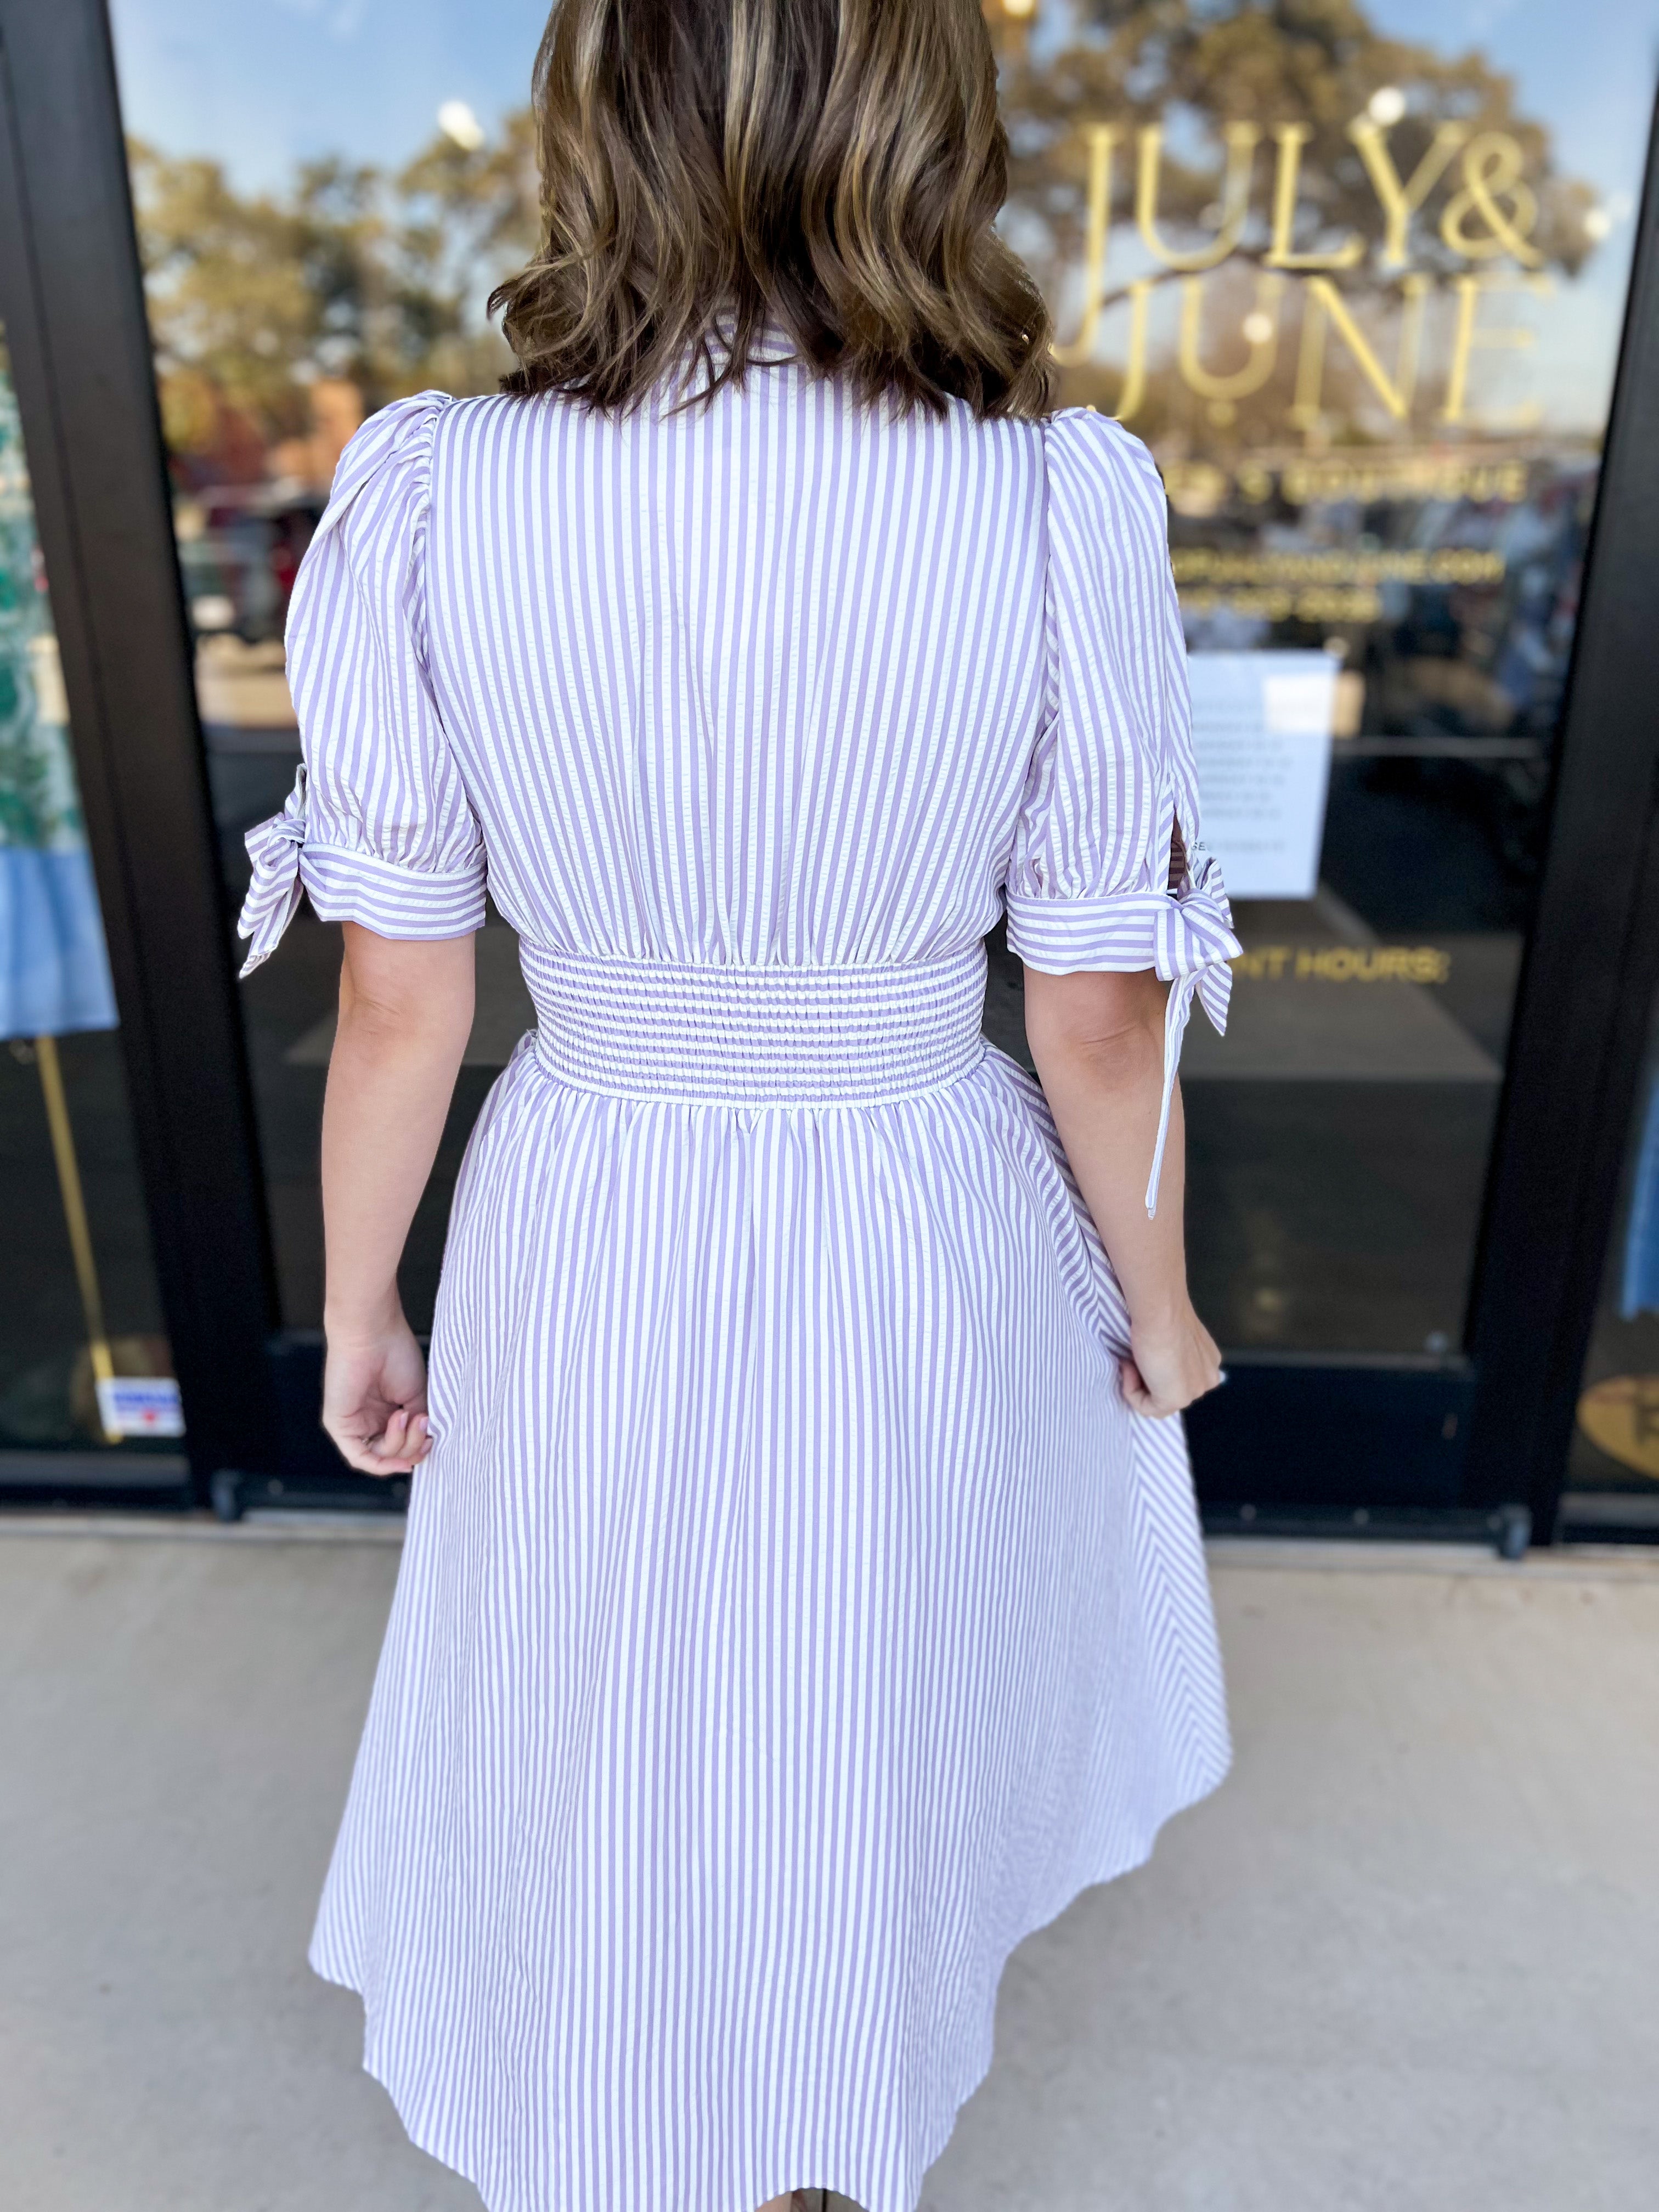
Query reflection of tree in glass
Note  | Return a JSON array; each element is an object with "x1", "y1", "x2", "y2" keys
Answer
[
  {"x1": 130, "y1": 121, "x2": 541, "y2": 479},
  {"x1": 986, "y1": 0, "x2": 1602, "y2": 427},
  {"x1": 130, "y1": 0, "x2": 1607, "y2": 469},
  {"x1": 996, "y1": 0, "x2": 1596, "y2": 282}
]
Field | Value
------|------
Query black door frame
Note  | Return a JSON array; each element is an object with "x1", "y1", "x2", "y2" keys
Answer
[
  {"x1": 1, "y1": 0, "x2": 1657, "y2": 1539},
  {"x1": 1460, "y1": 84, "x2": 1659, "y2": 1533},
  {"x1": 0, "y1": 0, "x2": 280, "y2": 1505},
  {"x1": 1190, "y1": 81, "x2": 1659, "y2": 1544}
]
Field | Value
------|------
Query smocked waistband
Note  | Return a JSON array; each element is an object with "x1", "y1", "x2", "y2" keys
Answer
[{"x1": 522, "y1": 945, "x2": 987, "y2": 1105}]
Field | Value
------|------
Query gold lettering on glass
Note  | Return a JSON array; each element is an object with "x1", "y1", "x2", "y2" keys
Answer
[
  {"x1": 1177, "y1": 274, "x2": 1284, "y2": 414},
  {"x1": 1346, "y1": 119, "x2": 1469, "y2": 269},
  {"x1": 1051, "y1": 125, "x2": 1119, "y2": 364},
  {"x1": 1440, "y1": 273, "x2": 1550, "y2": 426},
  {"x1": 1101, "y1": 279, "x2": 1155, "y2": 420},
  {"x1": 1051, "y1": 101, "x2": 1559, "y2": 432},
  {"x1": 1291, "y1": 275, "x2": 1430, "y2": 430},
  {"x1": 1136, "y1": 122, "x2": 1260, "y2": 272},
  {"x1": 1440, "y1": 133, "x2": 1545, "y2": 265},
  {"x1": 1265, "y1": 125, "x2": 1364, "y2": 269}
]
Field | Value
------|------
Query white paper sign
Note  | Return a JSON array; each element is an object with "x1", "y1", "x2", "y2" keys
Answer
[
  {"x1": 1187, "y1": 651, "x2": 1338, "y2": 898},
  {"x1": 95, "y1": 1375, "x2": 185, "y2": 1439}
]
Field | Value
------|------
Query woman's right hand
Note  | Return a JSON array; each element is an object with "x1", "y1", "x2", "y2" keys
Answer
[{"x1": 1121, "y1": 1302, "x2": 1224, "y2": 1419}]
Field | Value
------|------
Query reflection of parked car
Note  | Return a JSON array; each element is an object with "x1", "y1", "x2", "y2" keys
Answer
[
  {"x1": 1364, "y1": 466, "x2": 1594, "y2": 884},
  {"x1": 1180, "y1": 453, "x2": 1595, "y2": 896},
  {"x1": 1376, "y1": 469, "x2": 1592, "y2": 746},
  {"x1": 176, "y1": 484, "x2": 324, "y2": 644}
]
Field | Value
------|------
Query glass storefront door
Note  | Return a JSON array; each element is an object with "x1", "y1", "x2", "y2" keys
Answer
[
  {"x1": 0, "y1": 341, "x2": 180, "y2": 1474},
  {"x1": 107, "y1": 0, "x2": 550, "y2": 1353},
  {"x1": 1, "y1": 0, "x2": 1634, "y2": 1522},
  {"x1": 987, "y1": 0, "x2": 1652, "y2": 1361}
]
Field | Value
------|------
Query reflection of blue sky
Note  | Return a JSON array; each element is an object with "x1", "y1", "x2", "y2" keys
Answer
[
  {"x1": 109, "y1": 0, "x2": 1655, "y2": 429},
  {"x1": 1382, "y1": 1, "x2": 1655, "y2": 422},
  {"x1": 108, "y1": 0, "x2": 548, "y2": 183},
  {"x1": 1379, "y1": 0, "x2": 1655, "y2": 191}
]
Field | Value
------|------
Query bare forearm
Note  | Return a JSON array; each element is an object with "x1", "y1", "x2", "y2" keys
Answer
[
  {"x1": 1032, "y1": 1021, "x2": 1190, "y2": 1327},
  {"x1": 320, "y1": 951, "x2": 471, "y2": 1339},
  {"x1": 1024, "y1": 962, "x2": 1220, "y2": 1417}
]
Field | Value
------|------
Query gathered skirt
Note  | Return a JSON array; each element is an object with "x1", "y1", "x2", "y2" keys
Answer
[{"x1": 310, "y1": 1015, "x2": 1228, "y2": 2212}]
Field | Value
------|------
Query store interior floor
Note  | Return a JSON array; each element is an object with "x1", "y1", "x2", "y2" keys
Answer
[{"x1": 3, "y1": 1520, "x2": 1655, "y2": 2212}]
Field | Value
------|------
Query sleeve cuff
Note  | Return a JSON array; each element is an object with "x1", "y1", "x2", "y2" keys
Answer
[
  {"x1": 235, "y1": 772, "x2": 485, "y2": 976},
  {"x1": 299, "y1": 843, "x2": 487, "y2": 940},
  {"x1": 1004, "y1": 889, "x2": 1178, "y2": 975}
]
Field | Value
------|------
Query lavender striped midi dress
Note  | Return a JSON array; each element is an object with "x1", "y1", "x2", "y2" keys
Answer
[{"x1": 238, "y1": 359, "x2": 1238, "y2": 2212}]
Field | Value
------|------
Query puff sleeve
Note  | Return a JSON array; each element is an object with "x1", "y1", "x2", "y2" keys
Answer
[
  {"x1": 1005, "y1": 409, "x2": 1241, "y2": 1216},
  {"x1": 235, "y1": 392, "x2": 486, "y2": 975}
]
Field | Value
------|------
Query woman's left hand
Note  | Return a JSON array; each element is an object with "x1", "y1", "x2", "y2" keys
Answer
[{"x1": 321, "y1": 1313, "x2": 434, "y2": 1476}]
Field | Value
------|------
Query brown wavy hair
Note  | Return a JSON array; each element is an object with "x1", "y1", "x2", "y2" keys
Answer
[{"x1": 488, "y1": 0, "x2": 1052, "y2": 419}]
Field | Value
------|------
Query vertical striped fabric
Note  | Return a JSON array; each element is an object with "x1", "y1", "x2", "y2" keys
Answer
[{"x1": 240, "y1": 363, "x2": 1233, "y2": 2212}]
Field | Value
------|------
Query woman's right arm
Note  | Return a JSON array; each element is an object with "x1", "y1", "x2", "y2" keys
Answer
[
  {"x1": 319, "y1": 921, "x2": 476, "y2": 1474},
  {"x1": 1024, "y1": 963, "x2": 1222, "y2": 1418}
]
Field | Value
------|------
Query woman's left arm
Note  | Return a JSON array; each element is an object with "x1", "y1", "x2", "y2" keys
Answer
[{"x1": 319, "y1": 922, "x2": 476, "y2": 1475}]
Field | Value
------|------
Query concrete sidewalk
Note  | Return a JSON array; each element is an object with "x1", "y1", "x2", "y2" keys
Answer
[{"x1": 2, "y1": 1520, "x2": 1656, "y2": 2212}]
